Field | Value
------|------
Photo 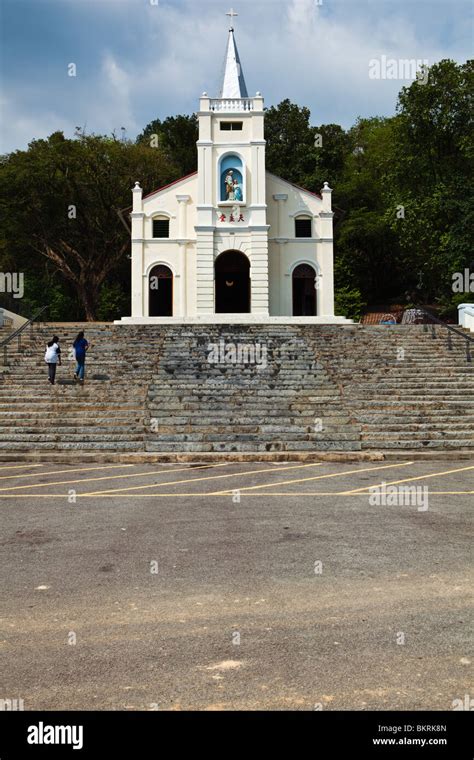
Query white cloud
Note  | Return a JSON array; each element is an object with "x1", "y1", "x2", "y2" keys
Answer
[
  {"x1": 0, "y1": 96, "x2": 72, "y2": 153},
  {"x1": 1, "y1": 0, "x2": 471, "y2": 152},
  {"x1": 95, "y1": 52, "x2": 139, "y2": 136}
]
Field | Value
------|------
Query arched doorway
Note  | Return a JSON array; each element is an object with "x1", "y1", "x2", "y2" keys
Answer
[
  {"x1": 149, "y1": 265, "x2": 173, "y2": 317},
  {"x1": 215, "y1": 251, "x2": 250, "y2": 313},
  {"x1": 292, "y1": 264, "x2": 317, "y2": 316}
]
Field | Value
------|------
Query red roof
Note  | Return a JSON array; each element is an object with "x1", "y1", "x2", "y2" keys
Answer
[
  {"x1": 286, "y1": 180, "x2": 322, "y2": 200},
  {"x1": 362, "y1": 311, "x2": 402, "y2": 325},
  {"x1": 143, "y1": 171, "x2": 198, "y2": 200}
]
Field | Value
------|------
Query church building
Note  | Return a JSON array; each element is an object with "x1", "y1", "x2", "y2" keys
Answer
[{"x1": 119, "y1": 16, "x2": 350, "y2": 324}]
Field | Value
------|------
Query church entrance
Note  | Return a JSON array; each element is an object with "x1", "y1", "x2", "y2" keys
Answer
[
  {"x1": 215, "y1": 251, "x2": 250, "y2": 313},
  {"x1": 149, "y1": 265, "x2": 173, "y2": 317},
  {"x1": 292, "y1": 264, "x2": 317, "y2": 316}
]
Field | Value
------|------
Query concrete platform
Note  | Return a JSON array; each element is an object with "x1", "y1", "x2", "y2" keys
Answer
[
  {"x1": 0, "y1": 450, "x2": 473, "y2": 465},
  {"x1": 115, "y1": 315, "x2": 354, "y2": 325}
]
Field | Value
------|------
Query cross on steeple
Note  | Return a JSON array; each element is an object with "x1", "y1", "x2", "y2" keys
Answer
[
  {"x1": 220, "y1": 8, "x2": 248, "y2": 98},
  {"x1": 226, "y1": 8, "x2": 238, "y2": 29}
]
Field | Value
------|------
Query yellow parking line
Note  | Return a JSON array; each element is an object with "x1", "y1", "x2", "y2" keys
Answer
[
  {"x1": 0, "y1": 489, "x2": 472, "y2": 499},
  {"x1": 209, "y1": 461, "x2": 414, "y2": 494},
  {"x1": 227, "y1": 490, "x2": 474, "y2": 497},
  {"x1": 0, "y1": 464, "x2": 135, "y2": 483},
  {"x1": 236, "y1": 490, "x2": 474, "y2": 497},
  {"x1": 342, "y1": 465, "x2": 474, "y2": 494},
  {"x1": 81, "y1": 462, "x2": 324, "y2": 496},
  {"x1": 0, "y1": 464, "x2": 44, "y2": 472},
  {"x1": 0, "y1": 463, "x2": 228, "y2": 493}
]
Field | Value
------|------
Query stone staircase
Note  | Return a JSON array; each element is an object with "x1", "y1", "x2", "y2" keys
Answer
[
  {"x1": 145, "y1": 325, "x2": 359, "y2": 452},
  {"x1": 0, "y1": 325, "x2": 164, "y2": 451},
  {"x1": 0, "y1": 322, "x2": 472, "y2": 454},
  {"x1": 303, "y1": 325, "x2": 474, "y2": 450}
]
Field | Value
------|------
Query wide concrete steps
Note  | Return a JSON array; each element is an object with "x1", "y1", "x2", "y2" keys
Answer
[
  {"x1": 0, "y1": 432, "x2": 144, "y2": 444},
  {"x1": 145, "y1": 441, "x2": 358, "y2": 453},
  {"x1": 302, "y1": 325, "x2": 473, "y2": 450},
  {"x1": 362, "y1": 429, "x2": 474, "y2": 440},
  {"x1": 361, "y1": 439, "x2": 474, "y2": 450},
  {"x1": 143, "y1": 327, "x2": 360, "y2": 453},
  {"x1": 360, "y1": 422, "x2": 474, "y2": 431},
  {"x1": 0, "y1": 325, "x2": 165, "y2": 451},
  {"x1": 1, "y1": 323, "x2": 472, "y2": 453},
  {"x1": 0, "y1": 441, "x2": 144, "y2": 451}
]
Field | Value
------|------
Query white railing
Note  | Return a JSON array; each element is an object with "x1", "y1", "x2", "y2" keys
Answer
[
  {"x1": 0, "y1": 310, "x2": 14, "y2": 328},
  {"x1": 210, "y1": 98, "x2": 254, "y2": 112},
  {"x1": 458, "y1": 303, "x2": 474, "y2": 332}
]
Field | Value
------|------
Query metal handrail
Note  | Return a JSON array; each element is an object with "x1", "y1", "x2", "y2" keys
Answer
[
  {"x1": 418, "y1": 308, "x2": 473, "y2": 362},
  {"x1": 1, "y1": 305, "x2": 49, "y2": 366}
]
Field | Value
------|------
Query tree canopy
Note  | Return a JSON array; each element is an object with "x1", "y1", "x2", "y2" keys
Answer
[{"x1": 0, "y1": 132, "x2": 178, "y2": 319}]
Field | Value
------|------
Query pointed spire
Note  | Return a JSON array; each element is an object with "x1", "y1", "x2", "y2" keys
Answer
[{"x1": 220, "y1": 27, "x2": 248, "y2": 99}]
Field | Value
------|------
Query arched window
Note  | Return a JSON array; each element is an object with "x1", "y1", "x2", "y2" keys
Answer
[
  {"x1": 219, "y1": 154, "x2": 245, "y2": 203},
  {"x1": 295, "y1": 215, "x2": 313, "y2": 238}
]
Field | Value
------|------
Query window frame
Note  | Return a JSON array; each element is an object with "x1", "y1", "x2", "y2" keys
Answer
[
  {"x1": 152, "y1": 217, "x2": 170, "y2": 239},
  {"x1": 294, "y1": 217, "x2": 313, "y2": 238},
  {"x1": 220, "y1": 121, "x2": 244, "y2": 131}
]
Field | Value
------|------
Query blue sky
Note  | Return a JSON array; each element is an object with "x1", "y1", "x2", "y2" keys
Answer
[{"x1": 0, "y1": 0, "x2": 472, "y2": 153}]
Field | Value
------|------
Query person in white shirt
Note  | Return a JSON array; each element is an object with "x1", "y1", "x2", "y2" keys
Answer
[{"x1": 44, "y1": 336, "x2": 61, "y2": 385}]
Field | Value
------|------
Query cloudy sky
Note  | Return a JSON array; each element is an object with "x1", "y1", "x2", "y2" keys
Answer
[{"x1": 0, "y1": 0, "x2": 472, "y2": 153}]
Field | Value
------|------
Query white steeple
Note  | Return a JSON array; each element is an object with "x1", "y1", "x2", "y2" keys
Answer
[{"x1": 220, "y1": 14, "x2": 248, "y2": 99}]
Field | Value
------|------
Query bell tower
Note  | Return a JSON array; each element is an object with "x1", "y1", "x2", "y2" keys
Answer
[{"x1": 195, "y1": 9, "x2": 269, "y2": 315}]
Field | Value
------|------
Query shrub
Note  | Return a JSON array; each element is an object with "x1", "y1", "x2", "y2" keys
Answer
[{"x1": 334, "y1": 286, "x2": 366, "y2": 321}]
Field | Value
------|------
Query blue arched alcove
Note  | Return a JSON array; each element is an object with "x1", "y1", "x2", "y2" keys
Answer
[{"x1": 219, "y1": 154, "x2": 244, "y2": 203}]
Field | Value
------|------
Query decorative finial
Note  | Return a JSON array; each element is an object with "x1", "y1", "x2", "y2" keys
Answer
[
  {"x1": 134, "y1": 181, "x2": 141, "y2": 190},
  {"x1": 202, "y1": 91, "x2": 208, "y2": 96}
]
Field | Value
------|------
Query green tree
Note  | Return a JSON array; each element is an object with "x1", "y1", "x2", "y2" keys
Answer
[
  {"x1": 265, "y1": 101, "x2": 352, "y2": 191},
  {"x1": 334, "y1": 286, "x2": 366, "y2": 322},
  {"x1": 386, "y1": 59, "x2": 474, "y2": 303},
  {"x1": 137, "y1": 114, "x2": 199, "y2": 177},
  {"x1": 264, "y1": 99, "x2": 317, "y2": 185},
  {"x1": 334, "y1": 117, "x2": 402, "y2": 303},
  {"x1": 0, "y1": 132, "x2": 176, "y2": 320},
  {"x1": 308, "y1": 123, "x2": 352, "y2": 191}
]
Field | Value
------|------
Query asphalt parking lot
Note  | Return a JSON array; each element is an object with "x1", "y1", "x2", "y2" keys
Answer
[{"x1": 0, "y1": 459, "x2": 472, "y2": 710}]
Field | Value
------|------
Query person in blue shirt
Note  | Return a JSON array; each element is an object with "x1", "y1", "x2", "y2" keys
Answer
[{"x1": 73, "y1": 331, "x2": 89, "y2": 382}]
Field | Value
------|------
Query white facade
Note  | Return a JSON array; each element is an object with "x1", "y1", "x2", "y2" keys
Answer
[{"x1": 119, "y1": 27, "x2": 350, "y2": 325}]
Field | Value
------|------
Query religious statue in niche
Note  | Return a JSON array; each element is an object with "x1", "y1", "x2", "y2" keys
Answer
[
  {"x1": 233, "y1": 180, "x2": 243, "y2": 202},
  {"x1": 225, "y1": 170, "x2": 235, "y2": 200},
  {"x1": 221, "y1": 166, "x2": 244, "y2": 202}
]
